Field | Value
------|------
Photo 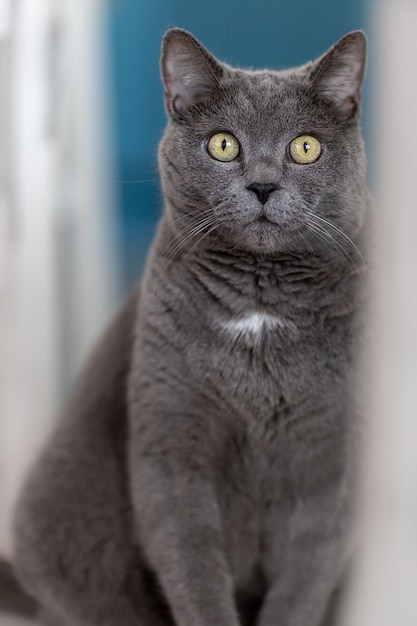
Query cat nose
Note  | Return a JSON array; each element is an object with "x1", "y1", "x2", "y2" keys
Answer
[{"x1": 246, "y1": 182, "x2": 279, "y2": 205}]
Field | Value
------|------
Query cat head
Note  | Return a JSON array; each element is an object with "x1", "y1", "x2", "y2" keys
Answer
[{"x1": 158, "y1": 28, "x2": 367, "y2": 258}]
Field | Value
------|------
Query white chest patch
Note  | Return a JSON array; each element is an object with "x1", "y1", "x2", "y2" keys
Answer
[{"x1": 220, "y1": 312, "x2": 297, "y2": 340}]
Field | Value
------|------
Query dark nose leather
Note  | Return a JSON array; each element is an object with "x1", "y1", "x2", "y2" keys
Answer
[{"x1": 246, "y1": 182, "x2": 279, "y2": 205}]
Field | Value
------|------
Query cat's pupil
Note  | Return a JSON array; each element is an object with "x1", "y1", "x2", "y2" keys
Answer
[
  {"x1": 221, "y1": 139, "x2": 227, "y2": 151},
  {"x1": 303, "y1": 141, "x2": 310, "y2": 153}
]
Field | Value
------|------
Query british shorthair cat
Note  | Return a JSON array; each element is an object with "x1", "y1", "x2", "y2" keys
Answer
[{"x1": 12, "y1": 27, "x2": 371, "y2": 626}]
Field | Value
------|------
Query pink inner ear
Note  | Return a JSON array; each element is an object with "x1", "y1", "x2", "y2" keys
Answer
[
  {"x1": 162, "y1": 32, "x2": 223, "y2": 116},
  {"x1": 163, "y1": 52, "x2": 196, "y2": 114},
  {"x1": 164, "y1": 73, "x2": 192, "y2": 112},
  {"x1": 312, "y1": 32, "x2": 366, "y2": 116},
  {"x1": 329, "y1": 56, "x2": 363, "y2": 99},
  {"x1": 323, "y1": 75, "x2": 360, "y2": 103},
  {"x1": 316, "y1": 61, "x2": 363, "y2": 116},
  {"x1": 164, "y1": 63, "x2": 216, "y2": 114}
]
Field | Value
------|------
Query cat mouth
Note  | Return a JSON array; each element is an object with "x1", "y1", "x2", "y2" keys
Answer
[
  {"x1": 256, "y1": 214, "x2": 272, "y2": 224},
  {"x1": 252, "y1": 212, "x2": 280, "y2": 227},
  {"x1": 252, "y1": 207, "x2": 278, "y2": 225},
  {"x1": 246, "y1": 214, "x2": 300, "y2": 235}
]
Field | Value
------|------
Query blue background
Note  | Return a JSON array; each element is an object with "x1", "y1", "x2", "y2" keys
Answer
[{"x1": 106, "y1": 0, "x2": 370, "y2": 290}]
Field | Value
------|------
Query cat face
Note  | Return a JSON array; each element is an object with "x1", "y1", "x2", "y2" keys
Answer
[{"x1": 159, "y1": 29, "x2": 367, "y2": 257}]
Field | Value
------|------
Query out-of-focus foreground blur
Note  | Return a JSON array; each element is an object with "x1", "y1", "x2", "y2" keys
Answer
[
  {"x1": 1, "y1": 0, "x2": 417, "y2": 624},
  {"x1": 0, "y1": 0, "x2": 119, "y2": 563}
]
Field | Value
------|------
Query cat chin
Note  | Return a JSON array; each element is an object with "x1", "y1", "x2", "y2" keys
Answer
[{"x1": 215, "y1": 221, "x2": 304, "y2": 256}]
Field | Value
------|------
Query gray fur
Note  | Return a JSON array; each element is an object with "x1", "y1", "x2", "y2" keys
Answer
[{"x1": 13, "y1": 28, "x2": 371, "y2": 626}]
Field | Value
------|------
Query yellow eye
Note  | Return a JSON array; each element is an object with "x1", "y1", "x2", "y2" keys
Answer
[
  {"x1": 207, "y1": 132, "x2": 240, "y2": 162},
  {"x1": 289, "y1": 135, "x2": 322, "y2": 164}
]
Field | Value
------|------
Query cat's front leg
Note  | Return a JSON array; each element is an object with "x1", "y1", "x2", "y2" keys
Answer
[
  {"x1": 258, "y1": 486, "x2": 349, "y2": 626},
  {"x1": 129, "y1": 407, "x2": 240, "y2": 626}
]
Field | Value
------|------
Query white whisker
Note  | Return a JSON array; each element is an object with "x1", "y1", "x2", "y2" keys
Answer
[
  {"x1": 184, "y1": 222, "x2": 223, "y2": 260},
  {"x1": 307, "y1": 211, "x2": 364, "y2": 264},
  {"x1": 304, "y1": 216, "x2": 357, "y2": 267},
  {"x1": 162, "y1": 215, "x2": 216, "y2": 264}
]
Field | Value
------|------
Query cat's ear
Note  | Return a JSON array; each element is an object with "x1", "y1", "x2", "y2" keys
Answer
[
  {"x1": 161, "y1": 28, "x2": 224, "y2": 118},
  {"x1": 311, "y1": 31, "x2": 367, "y2": 118}
]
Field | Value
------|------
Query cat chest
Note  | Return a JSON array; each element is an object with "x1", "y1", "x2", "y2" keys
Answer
[
  {"x1": 201, "y1": 308, "x2": 349, "y2": 417},
  {"x1": 219, "y1": 311, "x2": 298, "y2": 341}
]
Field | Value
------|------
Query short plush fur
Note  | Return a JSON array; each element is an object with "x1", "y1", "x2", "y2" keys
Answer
[{"x1": 13, "y1": 28, "x2": 371, "y2": 626}]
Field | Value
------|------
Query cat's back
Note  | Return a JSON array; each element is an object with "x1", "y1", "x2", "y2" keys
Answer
[{"x1": 13, "y1": 288, "x2": 140, "y2": 609}]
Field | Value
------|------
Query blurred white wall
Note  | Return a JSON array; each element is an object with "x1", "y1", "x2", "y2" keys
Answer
[
  {"x1": 0, "y1": 0, "x2": 119, "y2": 559},
  {"x1": 341, "y1": 1, "x2": 417, "y2": 625}
]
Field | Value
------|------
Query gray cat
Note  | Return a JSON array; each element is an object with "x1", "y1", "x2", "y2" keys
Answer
[{"x1": 12, "y1": 27, "x2": 372, "y2": 626}]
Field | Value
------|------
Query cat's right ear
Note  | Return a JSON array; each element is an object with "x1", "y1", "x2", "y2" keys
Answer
[
  {"x1": 311, "y1": 31, "x2": 367, "y2": 119},
  {"x1": 161, "y1": 28, "x2": 224, "y2": 118}
]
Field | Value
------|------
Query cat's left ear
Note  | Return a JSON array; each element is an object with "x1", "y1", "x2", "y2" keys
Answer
[
  {"x1": 161, "y1": 28, "x2": 224, "y2": 118},
  {"x1": 311, "y1": 31, "x2": 367, "y2": 119}
]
